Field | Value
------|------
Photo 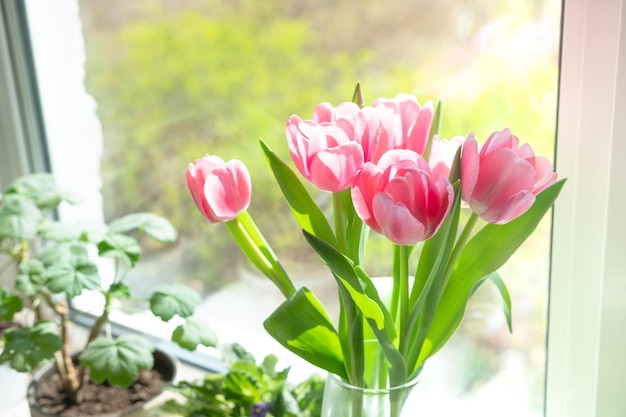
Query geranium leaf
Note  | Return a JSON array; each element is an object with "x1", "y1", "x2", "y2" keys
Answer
[
  {"x1": 260, "y1": 140, "x2": 338, "y2": 248},
  {"x1": 81, "y1": 334, "x2": 155, "y2": 388},
  {"x1": 263, "y1": 287, "x2": 347, "y2": 380},
  {"x1": 5, "y1": 172, "x2": 77, "y2": 208},
  {"x1": 150, "y1": 284, "x2": 202, "y2": 321},
  {"x1": 0, "y1": 321, "x2": 62, "y2": 372},
  {"x1": 97, "y1": 233, "x2": 142, "y2": 266},
  {"x1": 39, "y1": 220, "x2": 82, "y2": 242},
  {"x1": 0, "y1": 194, "x2": 42, "y2": 241},
  {"x1": 108, "y1": 212, "x2": 177, "y2": 243},
  {"x1": 419, "y1": 179, "x2": 565, "y2": 365},
  {"x1": 0, "y1": 288, "x2": 23, "y2": 321},
  {"x1": 44, "y1": 258, "x2": 100, "y2": 297},
  {"x1": 172, "y1": 316, "x2": 217, "y2": 350}
]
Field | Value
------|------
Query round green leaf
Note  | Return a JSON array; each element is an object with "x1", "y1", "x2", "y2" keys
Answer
[
  {"x1": 81, "y1": 334, "x2": 155, "y2": 387},
  {"x1": 44, "y1": 259, "x2": 100, "y2": 297},
  {"x1": 0, "y1": 321, "x2": 62, "y2": 372},
  {"x1": 97, "y1": 233, "x2": 142, "y2": 266},
  {"x1": 172, "y1": 316, "x2": 217, "y2": 350},
  {"x1": 150, "y1": 284, "x2": 202, "y2": 321},
  {"x1": 108, "y1": 212, "x2": 177, "y2": 243},
  {"x1": 0, "y1": 194, "x2": 42, "y2": 241},
  {"x1": 0, "y1": 288, "x2": 23, "y2": 321}
]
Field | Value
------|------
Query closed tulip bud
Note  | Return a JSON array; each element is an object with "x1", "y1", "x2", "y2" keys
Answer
[
  {"x1": 461, "y1": 129, "x2": 558, "y2": 224},
  {"x1": 186, "y1": 155, "x2": 251, "y2": 223},
  {"x1": 351, "y1": 149, "x2": 454, "y2": 246}
]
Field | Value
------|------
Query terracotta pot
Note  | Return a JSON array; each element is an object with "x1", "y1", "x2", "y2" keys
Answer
[{"x1": 27, "y1": 349, "x2": 177, "y2": 417}]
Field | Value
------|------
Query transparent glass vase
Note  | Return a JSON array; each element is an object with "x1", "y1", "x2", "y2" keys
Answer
[{"x1": 321, "y1": 373, "x2": 420, "y2": 417}]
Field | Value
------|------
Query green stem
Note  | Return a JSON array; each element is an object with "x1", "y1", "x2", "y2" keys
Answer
[
  {"x1": 398, "y1": 245, "x2": 410, "y2": 341},
  {"x1": 226, "y1": 212, "x2": 296, "y2": 298},
  {"x1": 440, "y1": 212, "x2": 479, "y2": 290},
  {"x1": 333, "y1": 192, "x2": 347, "y2": 253}
]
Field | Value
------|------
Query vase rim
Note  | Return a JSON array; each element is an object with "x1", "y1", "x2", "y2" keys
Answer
[{"x1": 327, "y1": 373, "x2": 420, "y2": 394}]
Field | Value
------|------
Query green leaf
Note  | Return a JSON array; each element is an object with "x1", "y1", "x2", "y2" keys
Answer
[
  {"x1": 260, "y1": 140, "x2": 338, "y2": 248},
  {"x1": 108, "y1": 212, "x2": 178, "y2": 242},
  {"x1": 38, "y1": 242, "x2": 90, "y2": 266},
  {"x1": 0, "y1": 194, "x2": 42, "y2": 241},
  {"x1": 150, "y1": 284, "x2": 202, "y2": 320},
  {"x1": 5, "y1": 173, "x2": 75, "y2": 209},
  {"x1": 419, "y1": 179, "x2": 565, "y2": 364},
  {"x1": 97, "y1": 233, "x2": 142, "y2": 266},
  {"x1": 0, "y1": 288, "x2": 23, "y2": 321},
  {"x1": 220, "y1": 343, "x2": 256, "y2": 367},
  {"x1": 107, "y1": 282, "x2": 132, "y2": 299},
  {"x1": 39, "y1": 220, "x2": 82, "y2": 242},
  {"x1": 302, "y1": 230, "x2": 408, "y2": 383},
  {"x1": 485, "y1": 272, "x2": 512, "y2": 333},
  {"x1": 81, "y1": 334, "x2": 155, "y2": 387},
  {"x1": 263, "y1": 287, "x2": 347, "y2": 379},
  {"x1": 172, "y1": 316, "x2": 217, "y2": 350},
  {"x1": 16, "y1": 259, "x2": 46, "y2": 295},
  {"x1": 0, "y1": 321, "x2": 62, "y2": 372},
  {"x1": 44, "y1": 258, "x2": 100, "y2": 297}
]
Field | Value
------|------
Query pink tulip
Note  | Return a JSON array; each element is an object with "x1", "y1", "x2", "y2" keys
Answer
[
  {"x1": 370, "y1": 94, "x2": 434, "y2": 158},
  {"x1": 429, "y1": 136, "x2": 466, "y2": 181},
  {"x1": 186, "y1": 155, "x2": 251, "y2": 223},
  {"x1": 461, "y1": 129, "x2": 558, "y2": 224},
  {"x1": 286, "y1": 110, "x2": 364, "y2": 193},
  {"x1": 351, "y1": 149, "x2": 454, "y2": 246}
]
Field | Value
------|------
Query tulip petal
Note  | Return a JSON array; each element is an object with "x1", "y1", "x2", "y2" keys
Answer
[
  {"x1": 373, "y1": 193, "x2": 425, "y2": 246},
  {"x1": 310, "y1": 143, "x2": 364, "y2": 192},
  {"x1": 479, "y1": 190, "x2": 536, "y2": 224},
  {"x1": 203, "y1": 160, "x2": 251, "y2": 221}
]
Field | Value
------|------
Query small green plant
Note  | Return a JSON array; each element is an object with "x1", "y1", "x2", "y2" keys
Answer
[
  {"x1": 0, "y1": 173, "x2": 216, "y2": 403},
  {"x1": 159, "y1": 343, "x2": 325, "y2": 417}
]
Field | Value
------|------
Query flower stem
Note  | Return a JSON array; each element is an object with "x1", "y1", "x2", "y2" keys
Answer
[
  {"x1": 226, "y1": 212, "x2": 295, "y2": 298},
  {"x1": 398, "y1": 245, "x2": 410, "y2": 340},
  {"x1": 332, "y1": 192, "x2": 347, "y2": 253}
]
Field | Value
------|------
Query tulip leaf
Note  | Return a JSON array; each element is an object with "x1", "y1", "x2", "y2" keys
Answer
[
  {"x1": 484, "y1": 272, "x2": 512, "y2": 333},
  {"x1": 172, "y1": 316, "x2": 218, "y2": 350},
  {"x1": 263, "y1": 287, "x2": 347, "y2": 380},
  {"x1": 108, "y1": 212, "x2": 178, "y2": 243},
  {"x1": 81, "y1": 335, "x2": 155, "y2": 388},
  {"x1": 0, "y1": 321, "x2": 62, "y2": 372},
  {"x1": 303, "y1": 231, "x2": 408, "y2": 382},
  {"x1": 260, "y1": 140, "x2": 338, "y2": 248},
  {"x1": 150, "y1": 284, "x2": 202, "y2": 321},
  {"x1": 419, "y1": 179, "x2": 565, "y2": 364}
]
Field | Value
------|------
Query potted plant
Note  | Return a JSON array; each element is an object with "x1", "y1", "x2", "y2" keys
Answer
[
  {"x1": 158, "y1": 343, "x2": 325, "y2": 417},
  {"x1": 0, "y1": 173, "x2": 217, "y2": 416}
]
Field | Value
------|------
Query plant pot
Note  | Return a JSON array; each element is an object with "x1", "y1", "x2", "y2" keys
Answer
[
  {"x1": 0, "y1": 361, "x2": 31, "y2": 413},
  {"x1": 27, "y1": 349, "x2": 177, "y2": 417}
]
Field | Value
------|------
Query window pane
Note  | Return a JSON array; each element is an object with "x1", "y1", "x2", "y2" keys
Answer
[{"x1": 36, "y1": 1, "x2": 562, "y2": 415}]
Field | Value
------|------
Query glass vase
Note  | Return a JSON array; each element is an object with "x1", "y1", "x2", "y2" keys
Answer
[{"x1": 321, "y1": 373, "x2": 420, "y2": 417}]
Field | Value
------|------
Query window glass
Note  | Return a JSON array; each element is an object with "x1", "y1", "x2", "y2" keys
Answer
[{"x1": 35, "y1": 1, "x2": 562, "y2": 415}]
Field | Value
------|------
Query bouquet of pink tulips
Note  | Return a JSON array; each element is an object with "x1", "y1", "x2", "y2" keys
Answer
[{"x1": 186, "y1": 85, "x2": 563, "y2": 394}]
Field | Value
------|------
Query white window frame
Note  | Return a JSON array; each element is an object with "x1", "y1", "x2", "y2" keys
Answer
[
  {"x1": 2, "y1": 0, "x2": 625, "y2": 415},
  {"x1": 546, "y1": 0, "x2": 626, "y2": 416}
]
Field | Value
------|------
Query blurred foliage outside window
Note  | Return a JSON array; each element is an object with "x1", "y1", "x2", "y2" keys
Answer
[{"x1": 76, "y1": 0, "x2": 560, "y2": 414}]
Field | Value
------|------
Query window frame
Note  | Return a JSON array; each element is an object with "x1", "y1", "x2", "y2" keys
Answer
[
  {"x1": 1, "y1": 0, "x2": 625, "y2": 415},
  {"x1": 546, "y1": 0, "x2": 626, "y2": 415}
]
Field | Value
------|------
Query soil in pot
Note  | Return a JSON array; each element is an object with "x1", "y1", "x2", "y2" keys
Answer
[{"x1": 29, "y1": 350, "x2": 176, "y2": 417}]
